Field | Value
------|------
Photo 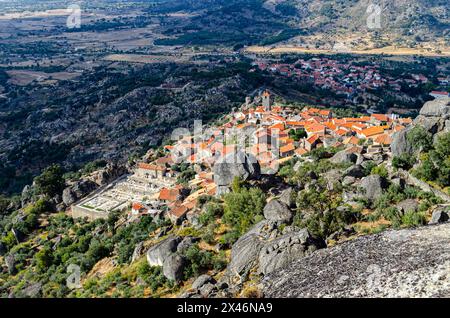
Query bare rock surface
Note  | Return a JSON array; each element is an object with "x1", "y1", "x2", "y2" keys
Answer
[
  {"x1": 262, "y1": 223, "x2": 450, "y2": 298},
  {"x1": 213, "y1": 151, "x2": 260, "y2": 195}
]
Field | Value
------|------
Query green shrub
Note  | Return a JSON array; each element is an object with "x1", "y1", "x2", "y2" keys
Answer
[
  {"x1": 183, "y1": 244, "x2": 214, "y2": 279},
  {"x1": 406, "y1": 126, "x2": 433, "y2": 153},
  {"x1": 392, "y1": 154, "x2": 415, "y2": 170},
  {"x1": 34, "y1": 164, "x2": 65, "y2": 197},
  {"x1": 223, "y1": 178, "x2": 266, "y2": 239},
  {"x1": 401, "y1": 211, "x2": 427, "y2": 227},
  {"x1": 198, "y1": 202, "x2": 223, "y2": 226},
  {"x1": 371, "y1": 164, "x2": 388, "y2": 178}
]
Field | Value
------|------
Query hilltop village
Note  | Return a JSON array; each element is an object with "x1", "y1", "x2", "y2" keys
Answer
[
  {"x1": 253, "y1": 57, "x2": 450, "y2": 107},
  {"x1": 71, "y1": 91, "x2": 412, "y2": 223}
]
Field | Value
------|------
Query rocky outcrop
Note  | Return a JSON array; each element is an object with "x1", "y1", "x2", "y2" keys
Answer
[
  {"x1": 324, "y1": 169, "x2": 344, "y2": 190},
  {"x1": 344, "y1": 165, "x2": 366, "y2": 178},
  {"x1": 225, "y1": 219, "x2": 325, "y2": 286},
  {"x1": 146, "y1": 236, "x2": 182, "y2": 267},
  {"x1": 263, "y1": 200, "x2": 293, "y2": 224},
  {"x1": 392, "y1": 97, "x2": 450, "y2": 156},
  {"x1": 5, "y1": 254, "x2": 16, "y2": 275},
  {"x1": 21, "y1": 185, "x2": 34, "y2": 208},
  {"x1": 391, "y1": 127, "x2": 413, "y2": 157},
  {"x1": 278, "y1": 187, "x2": 294, "y2": 207},
  {"x1": 163, "y1": 254, "x2": 186, "y2": 282},
  {"x1": 258, "y1": 229, "x2": 323, "y2": 275},
  {"x1": 131, "y1": 242, "x2": 145, "y2": 263},
  {"x1": 92, "y1": 163, "x2": 129, "y2": 186},
  {"x1": 213, "y1": 151, "x2": 260, "y2": 195},
  {"x1": 20, "y1": 283, "x2": 42, "y2": 298},
  {"x1": 360, "y1": 175, "x2": 388, "y2": 201},
  {"x1": 177, "y1": 236, "x2": 198, "y2": 254},
  {"x1": 227, "y1": 232, "x2": 263, "y2": 279},
  {"x1": 419, "y1": 97, "x2": 450, "y2": 118},
  {"x1": 330, "y1": 150, "x2": 357, "y2": 165},
  {"x1": 263, "y1": 223, "x2": 450, "y2": 297},
  {"x1": 429, "y1": 205, "x2": 450, "y2": 225},
  {"x1": 62, "y1": 179, "x2": 98, "y2": 206},
  {"x1": 192, "y1": 274, "x2": 216, "y2": 290},
  {"x1": 396, "y1": 199, "x2": 419, "y2": 214}
]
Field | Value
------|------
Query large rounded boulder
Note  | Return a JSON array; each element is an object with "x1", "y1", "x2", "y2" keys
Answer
[
  {"x1": 146, "y1": 236, "x2": 182, "y2": 267},
  {"x1": 263, "y1": 199, "x2": 293, "y2": 224},
  {"x1": 360, "y1": 175, "x2": 388, "y2": 201},
  {"x1": 213, "y1": 151, "x2": 260, "y2": 195}
]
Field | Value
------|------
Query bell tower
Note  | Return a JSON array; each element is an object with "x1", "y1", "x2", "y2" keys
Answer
[{"x1": 262, "y1": 90, "x2": 272, "y2": 112}]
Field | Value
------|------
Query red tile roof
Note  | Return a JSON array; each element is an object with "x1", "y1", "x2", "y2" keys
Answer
[{"x1": 138, "y1": 163, "x2": 166, "y2": 171}]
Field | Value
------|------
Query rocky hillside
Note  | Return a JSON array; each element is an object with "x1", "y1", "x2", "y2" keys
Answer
[
  {"x1": 1, "y1": 97, "x2": 450, "y2": 298},
  {"x1": 263, "y1": 222, "x2": 450, "y2": 297},
  {"x1": 151, "y1": 0, "x2": 449, "y2": 50},
  {"x1": 0, "y1": 61, "x2": 262, "y2": 194}
]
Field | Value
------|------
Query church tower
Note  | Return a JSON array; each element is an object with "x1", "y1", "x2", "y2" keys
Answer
[{"x1": 262, "y1": 90, "x2": 272, "y2": 112}]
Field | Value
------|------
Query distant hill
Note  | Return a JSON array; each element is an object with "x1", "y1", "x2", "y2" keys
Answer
[{"x1": 150, "y1": 0, "x2": 449, "y2": 51}]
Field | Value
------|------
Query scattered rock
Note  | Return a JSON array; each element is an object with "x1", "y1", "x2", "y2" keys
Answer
[
  {"x1": 360, "y1": 175, "x2": 388, "y2": 201},
  {"x1": 391, "y1": 127, "x2": 413, "y2": 157},
  {"x1": 391, "y1": 177, "x2": 406, "y2": 189},
  {"x1": 131, "y1": 242, "x2": 145, "y2": 263},
  {"x1": 396, "y1": 199, "x2": 419, "y2": 215},
  {"x1": 330, "y1": 150, "x2": 357, "y2": 165},
  {"x1": 5, "y1": 254, "x2": 16, "y2": 275},
  {"x1": 293, "y1": 161, "x2": 302, "y2": 172},
  {"x1": 263, "y1": 200, "x2": 293, "y2": 224},
  {"x1": 213, "y1": 151, "x2": 261, "y2": 195},
  {"x1": 146, "y1": 236, "x2": 182, "y2": 267},
  {"x1": 344, "y1": 165, "x2": 366, "y2": 178},
  {"x1": 323, "y1": 169, "x2": 343, "y2": 190},
  {"x1": 199, "y1": 283, "x2": 217, "y2": 297},
  {"x1": 162, "y1": 254, "x2": 186, "y2": 282},
  {"x1": 429, "y1": 206, "x2": 450, "y2": 225},
  {"x1": 342, "y1": 176, "x2": 356, "y2": 186},
  {"x1": 21, "y1": 283, "x2": 42, "y2": 298},
  {"x1": 177, "y1": 236, "x2": 199, "y2": 254},
  {"x1": 258, "y1": 229, "x2": 324, "y2": 275},
  {"x1": 192, "y1": 274, "x2": 216, "y2": 290}
]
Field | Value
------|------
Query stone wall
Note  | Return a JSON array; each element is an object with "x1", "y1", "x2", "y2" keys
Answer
[{"x1": 71, "y1": 205, "x2": 109, "y2": 220}]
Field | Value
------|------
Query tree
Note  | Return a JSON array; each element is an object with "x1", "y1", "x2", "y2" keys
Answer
[
  {"x1": 35, "y1": 247, "x2": 53, "y2": 271},
  {"x1": 392, "y1": 154, "x2": 415, "y2": 170},
  {"x1": 223, "y1": 178, "x2": 266, "y2": 238},
  {"x1": 34, "y1": 164, "x2": 65, "y2": 197},
  {"x1": 289, "y1": 128, "x2": 307, "y2": 141},
  {"x1": 407, "y1": 126, "x2": 432, "y2": 153}
]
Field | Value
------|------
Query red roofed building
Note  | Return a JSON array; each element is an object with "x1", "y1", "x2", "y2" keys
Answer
[
  {"x1": 136, "y1": 163, "x2": 167, "y2": 179},
  {"x1": 158, "y1": 188, "x2": 181, "y2": 203},
  {"x1": 168, "y1": 205, "x2": 189, "y2": 224},
  {"x1": 279, "y1": 143, "x2": 295, "y2": 157},
  {"x1": 305, "y1": 134, "x2": 322, "y2": 151},
  {"x1": 131, "y1": 202, "x2": 149, "y2": 216},
  {"x1": 359, "y1": 126, "x2": 385, "y2": 139}
]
